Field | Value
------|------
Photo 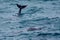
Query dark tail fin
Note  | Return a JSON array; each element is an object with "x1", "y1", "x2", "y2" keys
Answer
[
  {"x1": 16, "y1": 4, "x2": 27, "y2": 9},
  {"x1": 16, "y1": 4, "x2": 22, "y2": 14},
  {"x1": 16, "y1": 4, "x2": 21, "y2": 8},
  {"x1": 16, "y1": 4, "x2": 27, "y2": 16},
  {"x1": 21, "y1": 5, "x2": 27, "y2": 9}
]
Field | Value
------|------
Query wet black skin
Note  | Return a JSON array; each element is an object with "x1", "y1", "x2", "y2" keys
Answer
[{"x1": 16, "y1": 4, "x2": 27, "y2": 16}]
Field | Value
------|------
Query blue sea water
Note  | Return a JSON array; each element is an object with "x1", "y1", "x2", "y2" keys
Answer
[{"x1": 0, "y1": 0, "x2": 60, "y2": 40}]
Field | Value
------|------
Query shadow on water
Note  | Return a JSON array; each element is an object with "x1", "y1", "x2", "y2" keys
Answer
[{"x1": 37, "y1": 33, "x2": 60, "y2": 36}]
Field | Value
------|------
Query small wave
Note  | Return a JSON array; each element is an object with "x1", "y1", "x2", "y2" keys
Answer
[{"x1": 37, "y1": 33, "x2": 60, "y2": 36}]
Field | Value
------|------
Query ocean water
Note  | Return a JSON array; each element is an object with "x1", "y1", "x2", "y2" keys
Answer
[{"x1": 0, "y1": 0, "x2": 60, "y2": 40}]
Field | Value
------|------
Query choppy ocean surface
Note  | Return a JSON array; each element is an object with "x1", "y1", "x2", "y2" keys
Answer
[{"x1": 0, "y1": 0, "x2": 60, "y2": 40}]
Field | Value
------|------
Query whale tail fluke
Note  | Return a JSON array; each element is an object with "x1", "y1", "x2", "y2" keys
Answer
[
  {"x1": 16, "y1": 4, "x2": 27, "y2": 9},
  {"x1": 16, "y1": 4, "x2": 27, "y2": 16}
]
